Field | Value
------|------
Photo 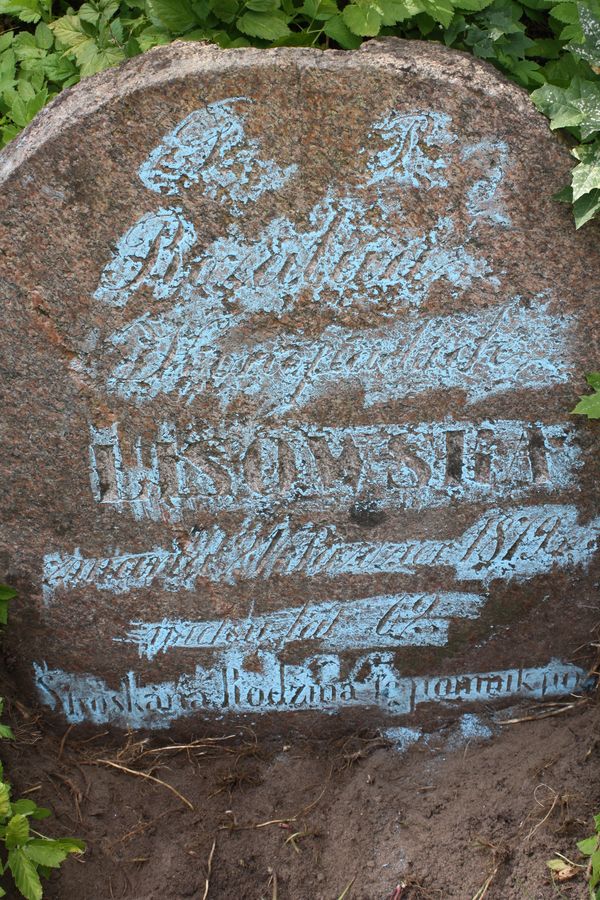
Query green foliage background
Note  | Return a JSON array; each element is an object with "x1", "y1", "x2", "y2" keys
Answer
[
  {"x1": 0, "y1": 587, "x2": 84, "y2": 900},
  {"x1": 2, "y1": 0, "x2": 600, "y2": 226},
  {"x1": 1, "y1": 0, "x2": 600, "y2": 414}
]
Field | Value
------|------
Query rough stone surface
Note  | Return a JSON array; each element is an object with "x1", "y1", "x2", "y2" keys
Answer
[{"x1": 0, "y1": 38, "x2": 598, "y2": 733}]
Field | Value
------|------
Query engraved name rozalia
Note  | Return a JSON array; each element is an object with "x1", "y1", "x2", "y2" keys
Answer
[{"x1": 36, "y1": 97, "x2": 596, "y2": 728}]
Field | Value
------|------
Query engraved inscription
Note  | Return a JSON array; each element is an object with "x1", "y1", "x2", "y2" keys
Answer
[
  {"x1": 89, "y1": 420, "x2": 580, "y2": 521},
  {"x1": 97, "y1": 298, "x2": 571, "y2": 412},
  {"x1": 119, "y1": 591, "x2": 485, "y2": 659},
  {"x1": 30, "y1": 96, "x2": 588, "y2": 730},
  {"x1": 43, "y1": 504, "x2": 600, "y2": 599},
  {"x1": 33, "y1": 658, "x2": 583, "y2": 727}
]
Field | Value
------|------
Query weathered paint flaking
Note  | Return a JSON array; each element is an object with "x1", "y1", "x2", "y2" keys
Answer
[
  {"x1": 88, "y1": 419, "x2": 580, "y2": 521},
  {"x1": 33, "y1": 657, "x2": 583, "y2": 727},
  {"x1": 91, "y1": 299, "x2": 573, "y2": 412},
  {"x1": 26, "y1": 82, "x2": 594, "y2": 730},
  {"x1": 43, "y1": 504, "x2": 600, "y2": 599},
  {"x1": 118, "y1": 591, "x2": 485, "y2": 659}
]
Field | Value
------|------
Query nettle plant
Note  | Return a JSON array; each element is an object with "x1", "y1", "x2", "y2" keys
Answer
[{"x1": 0, "y1": 586, "x2": 84, "y2": 899}]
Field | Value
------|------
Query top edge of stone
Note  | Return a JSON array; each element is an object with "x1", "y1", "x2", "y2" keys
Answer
[{"x1": 0, "y1": 37, "x2": 546, "y2": 184}]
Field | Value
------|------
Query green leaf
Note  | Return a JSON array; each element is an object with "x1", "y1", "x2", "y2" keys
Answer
[
  {"x1": 6, "y1": 814, "x2": 30, "y2": 849},
  {"x1": 49, "y1": 16, "x2": 90, "y2": 50},
  {"x1": 578, "y1": 835, "x2": 599, "y2": 855},
  {"x1": 532, "y1": 78, "x2": 600, "y2": 137},
  {"x1": 586, "y1": 371, "x2": 600, "y2": 388},
  {"x1": 34, "y1": 21, "x2": 53, "y2": 49},
  {"x1": 342, "y1": 1, "x2": 383, "y2": 35},
  {"x1": 147, "y1": 0, "x2": 200, "y2": 31},
  {"x1": 547, "y1": 857, "x2": 570, "y2": 870},
  {"x1": 110, "y1": 18, "x2": 124, "y2": 43},
  {"x1": 0, "y1": 782, "x2": 11, "y2": 818},
  {"x1": 0, "y1": 586, "x2": 17, "y2": 602},
  {"x1": 136, "y1": 26, "x2": 172, "y2": 50},
  {"x1": 246, "y1": 0, "x2": 281, "y2": 11},
  {"x1": 51, "y1": 12, "x2": 126, "y2": 76},
  {"x1": 456, "y1": 0, "x2": 493, "y2": 10},
  {"x1": 0, "y1": 724, "x2": 14, "y2": 740},
  {"x1": 1, "y1": 124, "x2": 20, "y2": 145},
  {"x1": 526, "y1": 37, "x2": 562, "y2": 58},
  {"x1": 35, "y1": 837, "x2": 85, "y2": 854},
  {"x1": 177, "y1": 27, "x2": 211, "y2": 40},
  {"x1": 0, "y1": 0, "x2": 43, "y2": 24},
  {"x1": 572, "y1": 384, "x2": 600, "y2": 417},
  {"x1": 299, "y1": 0, "x2": 338, "y2": 18},
  {"x1": 76, "y1": 43, "x2": 124, "y2": 76},
  {"x1": 568, "y1": 2, "x2": 600, "y2": 64},
  {"x1": 27, "y1": 87, "x2": 46, "y2": 117},
  {"x1": 323, "y1": 11, "x2": 362, "y2": 44},
  {"x1": 0, "y1": 32, "x2": 14, "y2": 53},
  {"x1": 23, "y1": 843, "x2": 67, "y2": 868},
  {"x1": 551, "y1": 1, "x2": 579, "y2": 23},
  {"x1": 9, "y1": 87, "x2": 47, "y2": 126},
  {"x1": 211, "y1": 0, "x2": 239, "y2": 21},
  {"x1": 31, "y1": 809, "x2": 51, "y2": 821},
  {"x1": 236, "y1": 9, "x2": 291, "y2": 37},
  {"x1": 77, "y1": 3, "x2": 100, "y2": 25},
  {"x1": 24, "y1": 838, "x2": 83, "y2": 868},
  {"x1": 271, "y1": 31, "x2": 317, "y2": 43},
  {"x1": 571, "y1": 140, "x2": 600, "y2": 198},
  {"x1": 421, "y1": 0, "x2": 456, "y2": 26},
  {"x1": 8, "y1": 848, "x2": 42, "y2": 900},
  {"x1": 378, "y1": 0, "x2": 422, "y2": 24},
  {"x1": 10, "y1": 801, "x2": 39, "y2": 818},
  {"x1": 42, "y1": 52, "x2": 77, "y2": 83},
  {"x1": 573, "y1": 186, "x2": 600, "y2": 225}
]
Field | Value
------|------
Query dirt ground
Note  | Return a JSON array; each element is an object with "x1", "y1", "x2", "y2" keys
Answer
[{"x1": 0, "y1": 680, "x2": 598, "y2": 900}]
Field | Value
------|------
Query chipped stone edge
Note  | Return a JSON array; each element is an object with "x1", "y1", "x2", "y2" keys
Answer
[{"x1": 0, "y1": 37, "x2": 561, "y2": 185}]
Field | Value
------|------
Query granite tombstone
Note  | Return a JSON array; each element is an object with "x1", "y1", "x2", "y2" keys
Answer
[{"x1": 0, "y1": 39, "x2": 598, "y2": 733}]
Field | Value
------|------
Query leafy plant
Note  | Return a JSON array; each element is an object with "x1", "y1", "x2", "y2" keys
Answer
[
  {"x1": 0, "y1": 587, "x2": 16, "y2": 630},
  {"x1": 547, "y1": 812, "x2": 600, "y2": 897},
  {"x1": 0, "y1": 586, "x2": 85, "y2": 898},
  {"x1": 2, "y1": 0, "x2": 600, "y2": 219},
  {"x1": 578, "y1": 814, "x2": 600, "y2": 899},
  {"x1": 572, "y1": 371, "x2": 600, "y2": 417}
]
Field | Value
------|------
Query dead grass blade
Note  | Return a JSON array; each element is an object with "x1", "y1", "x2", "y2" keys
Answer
[
  {"x1": 219, "y1": 766, "x2": 332, "y2": 832},
  {"x1": 499, "y1": 700, "x2": 587, "y2": 725},
  {"x1": 94, "y1": 758, "x2": 194, "y2": 809},
  {"x1": 140, "y1": 734, "x2": 238, "y2": 757},
  {"x1": 471, "y1": 864, "x2": 501, "y2": 900},
  {"x1": 471, "y1": 838, "x2": 508, "y2": 900},
  {"x1": 114, "y1": 808, "x2": 176, "y2": 846},
  {"x1": 267, "y1": 867, "x2": 278, "y2": 900},
  {"x1": 519, "y1": 783, "x2": 572, "y2": 842},
  {"x1": 58, "y1": 723, "x2": 75, "y2": 761},
  {"x1": 201, "y1": 837, "x2": 216, "y2": 900},
  {"x1": 336, "y1": 876, "x2": 356, "y2": 899}
]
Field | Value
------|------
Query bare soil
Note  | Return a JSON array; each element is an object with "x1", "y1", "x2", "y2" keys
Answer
[{"x1": 0, "y1": 685, "x2": 598, "y2": 900}]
